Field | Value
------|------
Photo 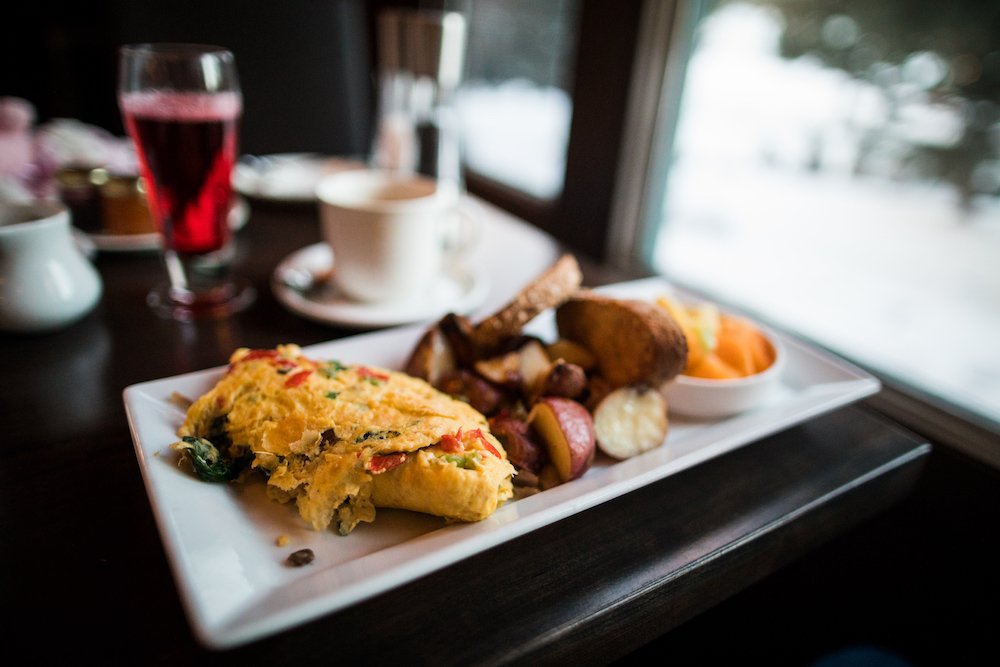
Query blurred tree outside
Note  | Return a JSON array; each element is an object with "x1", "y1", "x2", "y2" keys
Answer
[{"x1": 736, "y1": 0, "x2": 1000, "y2": 205}]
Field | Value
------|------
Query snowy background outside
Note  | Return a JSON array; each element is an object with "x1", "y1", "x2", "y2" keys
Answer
[{"x1": 655, "y1": 2, "x2": 1000, "y2": 425}]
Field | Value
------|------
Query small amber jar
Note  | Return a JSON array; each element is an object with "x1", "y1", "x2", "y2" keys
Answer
[{"x1": 95, "y1": 170, "x2": 155, "y2": 235}]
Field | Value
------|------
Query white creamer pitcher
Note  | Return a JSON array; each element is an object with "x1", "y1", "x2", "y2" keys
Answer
[{"x1": 0, "y1": 201, "x2": 102, "y2": 332}]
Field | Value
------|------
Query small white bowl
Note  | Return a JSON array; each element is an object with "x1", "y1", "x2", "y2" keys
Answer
[{"x1": 662, "y1": 324, "x2": 786, "y2": 419}]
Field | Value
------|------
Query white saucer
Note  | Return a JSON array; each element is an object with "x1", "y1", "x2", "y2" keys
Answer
[
  {"x1": 86, "y1": 197, "x2": 250, "y2": 253},
  {"x1": 234, "y1": 154, "x2": 366, "y2": 202},
  {"x1": 87, "y1": 230, "x2": 161, "y2": 252},
  {"x1": 271, "y1": 243, "x2": 490, "y2": 328}
]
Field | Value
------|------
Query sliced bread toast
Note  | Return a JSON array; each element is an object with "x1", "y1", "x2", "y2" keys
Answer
[{"x1": 471, "y1": 253, "x2": 583, "y2": 353}]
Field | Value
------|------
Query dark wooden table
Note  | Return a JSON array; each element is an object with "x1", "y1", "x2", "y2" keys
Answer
[{"x1": 1, "y1": 199, "x2": 930, "y2": 665}]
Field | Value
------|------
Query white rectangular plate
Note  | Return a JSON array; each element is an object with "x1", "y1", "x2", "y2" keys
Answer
[{"x1": 123, "y1": 277, "x2": 880, "y2": 649}]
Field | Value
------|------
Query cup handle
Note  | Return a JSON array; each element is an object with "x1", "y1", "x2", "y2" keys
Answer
[{"x1": 441, "y1": 196, "x2": 481, "y2": 262}]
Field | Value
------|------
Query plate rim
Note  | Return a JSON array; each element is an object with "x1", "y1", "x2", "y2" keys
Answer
[{"x1": 233, "y1": 153, "x2": 366, "y2": 202}]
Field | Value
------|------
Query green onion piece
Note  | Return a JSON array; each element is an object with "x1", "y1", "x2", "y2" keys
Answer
[
  {"x1": 319, "y1": 360, "x2": 347, "y2": 378},
  {"x1": 444, "y1": 452, "x2": 481, "y2": 469}
]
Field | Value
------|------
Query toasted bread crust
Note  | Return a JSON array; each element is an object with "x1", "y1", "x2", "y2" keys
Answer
[
  {"x1": 555, "y1": 291, "x2": 688, "y2": 387},
  {"x1": 471, "y1": 254, "x2": 583, "y2": 353}
]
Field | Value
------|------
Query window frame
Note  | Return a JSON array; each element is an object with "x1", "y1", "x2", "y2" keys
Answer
[{"x1": 459, "y1": 0, "x2": 645, "y2": 263}]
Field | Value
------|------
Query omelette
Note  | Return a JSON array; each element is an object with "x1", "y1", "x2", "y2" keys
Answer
[{"x1": 173, "y1": 344, "x2": 515, "y2": 535}]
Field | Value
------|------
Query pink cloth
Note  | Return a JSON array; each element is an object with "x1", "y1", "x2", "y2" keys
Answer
[{"x1": 0, "y1": 97, "x2": 37, "y2": 175}]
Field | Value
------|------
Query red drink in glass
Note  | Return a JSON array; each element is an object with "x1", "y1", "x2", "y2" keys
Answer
[
  {"x1": 120, "y1": 91, "x2": 241, "y2": 254},
  {"x1": 118, "y1": 43, "x2": 253, "y2": 320}
]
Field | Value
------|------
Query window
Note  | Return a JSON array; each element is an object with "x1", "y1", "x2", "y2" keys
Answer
[
  {"x1": 372, "y1": 0, "x2": 598, "y2": 246},
  {"x1": 456, "y1": 0, "x2": 579, "y2": 201},
  {"x1": 459, "y1": 0, "x2": 643, "y2": 258},
  {"x1": 613, "y1": 0, "x2": 1000, "y2": 463}
]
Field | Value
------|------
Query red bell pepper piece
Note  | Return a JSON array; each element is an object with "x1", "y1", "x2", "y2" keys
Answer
[
  {"x1": 368, "y1": 452, "x2": 407, "y2": 473},
  {"x1": 357, "y1": 366, "x2": 390, "y2": 382},
  {"x1": 470, "y1": 428, "x2": 501, "y2": 458},
  {"x1": 242, "y1": 349, "x2": 280, "y2": 361},
  {"x1": 284, "y1": 369, "x2": 312, "y2": 388},
  {"x1": 227, "y1": 348, "x2": 280, "y2": 372},
  {"x1": 439, "y1": 427, "x2": 464, "y2": 452}
]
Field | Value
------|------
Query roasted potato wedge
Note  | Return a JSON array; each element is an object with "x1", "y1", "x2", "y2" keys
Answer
[{"x1": 555, "y1": 291, "x2": 688, "y2": 388}]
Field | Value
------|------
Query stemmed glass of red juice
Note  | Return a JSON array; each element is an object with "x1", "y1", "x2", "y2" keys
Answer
[{"x1": 118, "y1": 43, "x2": 254, "y2": 320}]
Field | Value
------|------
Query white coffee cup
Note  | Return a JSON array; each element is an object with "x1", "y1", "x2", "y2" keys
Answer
[{"x1": 315, "y1": 168, "x2": 470, "y2": 303}]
